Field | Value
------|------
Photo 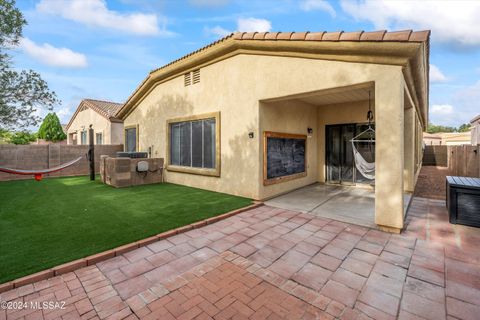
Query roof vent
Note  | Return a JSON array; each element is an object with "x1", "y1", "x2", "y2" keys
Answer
[
  {"x1": 184, "y1": 72, "x2": 191, "y2": 86},
  {"x1": 192, "y1": 69, "x2": 200, "y2": 84}
]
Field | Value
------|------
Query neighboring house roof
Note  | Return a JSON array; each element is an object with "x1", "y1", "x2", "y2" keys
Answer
[
  {"x1": 423, "y1": 132, "x2": 441, "y2": 139},
  {"x1": 66, "y1": 99, "x2": 124, "y2": 131},
  {"x1": 117, "y1": 29, "x2": 430, "y2": 128},
  {"x1": 440, "y1": 132, "x2": 471, "y2": 141},
  {"x1": 470, "y1": 114, "x2": 480, "y2": 124}
]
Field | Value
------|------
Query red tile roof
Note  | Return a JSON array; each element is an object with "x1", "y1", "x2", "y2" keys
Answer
[
  {"x1": 232, "y1": 30, "x2": 429, "y2": 41},
  {"x1": 118, "y1": 30, "x2": 430, "y2": 122},
  {"x1": 65, "y1": 99, "x2": 123, "y2": 131},
  {"x1": 82, "y1": 99, "x2": 123, "y2": 119},
  {"x1": 150, "y1": 30, "x2": 430, "y2": 75}
]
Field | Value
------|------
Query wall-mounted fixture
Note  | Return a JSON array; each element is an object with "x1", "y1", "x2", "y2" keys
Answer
[
  {"x1": 248, "y1": 132, "x2": 254, "y2": 139},
  {"x1": 307, "y1": 127, "x2": 313, "y2": 137}
]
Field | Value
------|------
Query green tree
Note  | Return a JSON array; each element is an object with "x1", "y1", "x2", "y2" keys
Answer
[
  {"x1": 37, "y1": 113, "x2": 66, "y2": 142},
  {"x1": 0, "y1": 129, "x2": 36, "y2": 144},
  {"x1": 8, "y1": 130, "x2": 36, "y2": 144},
  {"x1": 0, "y1": 128, "x2": 10, "y2": 144},
  {"x1": 457, "y1": 123, "x2": 471, "y2": 132},
  {"x1": 0, "y1": 0, "x2": 59, "y2": 130},
  {"x1": 427, "y1": 123, "x2": 456, "y2": 134}
]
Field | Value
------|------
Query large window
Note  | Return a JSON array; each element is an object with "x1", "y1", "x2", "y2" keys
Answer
[
  {"x1": 167, "y1": 112, "x2": 220, "y2": 176},
  {"x1": 125, "y1": 126, "x2": 137, "y2": 152}
]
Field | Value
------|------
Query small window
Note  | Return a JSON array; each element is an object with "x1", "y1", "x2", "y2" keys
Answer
[
  {"x1": 96, "y1": 133, "x2": 103, "y2": 145},
  {"x1": 80, "y1": 131, "x2": 87, "y2": 145},
  {"x1": 125, "y1": 126, "x2": 137, "y2": 152}
]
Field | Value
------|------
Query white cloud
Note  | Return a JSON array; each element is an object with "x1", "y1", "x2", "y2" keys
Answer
[
  {"x1": 36, "y1": 0, "x2": 170, "y2": 36},
  {"x1": 56, "y1": 106, "x2": 73, "y2": 124},
  {"x1": 340, "y1": 0, "x2": 480, "y2": 48},
  {"x1": 189, "y1": 0, "x2": 229, "y2": 7},
  {"x1": 237, "y1": 18, "x2": 271, "y2": 32},
  {"x1": 205, "y1": 26, "x2": 232, "y2": 38},
  {"x1": 301, "y1": 0, "x2": 336, "y2": 17},
  {"x1": 430, "y1": 64, "x2": 448, "y2": 83},
  {"x1": 430, "y1": 104, "x2": 454, "y2": 116},
  {"x1": 20, "y1": 38, "x2": 88, "y2": 68}
]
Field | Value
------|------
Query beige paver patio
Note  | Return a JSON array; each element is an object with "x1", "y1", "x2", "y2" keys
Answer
[{"x1": 1, "y1": 197, "x2": 480, "y2": 320}]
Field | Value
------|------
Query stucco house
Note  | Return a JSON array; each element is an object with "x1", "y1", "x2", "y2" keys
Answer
[
  {"x1": 66, "y1": 99, "x2": 124, "y2": 146},
  {"x1": 423, "y1": 131, "x2": 472, "y2": 146},
  {"x1": 116, "y1": 30, "x2": 430, "y2": 233},
  {"x1": 423, "y1": 132, "x2": 442, "y2": 146},
  {"x1": 471, "y1": 114, "x2": 480, "y2": 145}
]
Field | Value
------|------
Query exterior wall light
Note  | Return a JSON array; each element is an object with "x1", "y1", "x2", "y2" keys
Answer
[{"x1": 248, "y1": 132, "x2": 254, "y2": 139}]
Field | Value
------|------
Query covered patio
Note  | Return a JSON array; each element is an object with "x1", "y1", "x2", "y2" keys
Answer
[
  {"x1": 265, "y1": 183, "x2": 412, "y2": 229},
  {"x1": 259, "y1": 80, "x2": 422, "y2": 232}
]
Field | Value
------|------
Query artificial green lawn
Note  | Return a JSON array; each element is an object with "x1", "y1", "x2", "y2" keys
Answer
[{"x1": 0, "y1": 176, "x2": 252, "y2": 283}]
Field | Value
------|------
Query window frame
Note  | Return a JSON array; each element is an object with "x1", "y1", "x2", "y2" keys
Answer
[
  {"x1": 263, "y1": 131, "x2": 307, "y2": 186},
  {"x1": 166, "y1": 112, "x2": 220, "y2": 177},
  {"x1": 80, "y1": 130, "x2": 87, "y2": 145},
  {"x1": 124, "y1": 124, "x2": 139, "y2": 152},
  {"x1": 95, "y1": 132, "x2": 103, "y2": 145}
]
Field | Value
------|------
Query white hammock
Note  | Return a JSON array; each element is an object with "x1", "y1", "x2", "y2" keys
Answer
[
  {"x1": 351, "y1": 141, "x2": 375, "y2": 179},
  {"x1": 350, "y1": 126, "x2": 375, "y2": 180}
]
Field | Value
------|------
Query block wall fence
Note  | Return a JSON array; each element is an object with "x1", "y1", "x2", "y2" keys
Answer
[{"x1": 0, "y1": 144, "x2": 123, "y2": 181}]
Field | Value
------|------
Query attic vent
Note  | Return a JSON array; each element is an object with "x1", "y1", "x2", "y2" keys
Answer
[
  {"x1": 184, "y1": 72, "x2": 191, "y2": 86},
  {"x1": 192, "y1": 69, "x2": 200, "y2": 84}
]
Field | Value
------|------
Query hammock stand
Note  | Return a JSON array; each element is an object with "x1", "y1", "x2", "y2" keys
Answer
[
  {"x1": 350, "y1": 90, "x2": 375, "y2": 180},
  {"x1": 0, "y1": 156, "x2": 82, "y2": 181}
]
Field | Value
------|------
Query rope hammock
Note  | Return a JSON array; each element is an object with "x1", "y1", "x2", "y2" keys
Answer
[
  {"x1": 350, "y1": 91, "x2": 375, "y2": 180},
  {"x1": 0, "y1": 156, "x2": 82, "y2": 181}
]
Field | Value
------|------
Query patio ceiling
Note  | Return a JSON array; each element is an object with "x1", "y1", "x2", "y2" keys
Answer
[
  {"x1": 295, "y1": 87, "x2": 371, "y2": 106},
  {"x1": 261, "y1": 82, "x2": 374, "y2": 107}
]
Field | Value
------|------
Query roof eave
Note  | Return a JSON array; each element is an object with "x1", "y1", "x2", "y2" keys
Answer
[{"x1": 117, "y1": 37, "x2": 429, "y2": 121}]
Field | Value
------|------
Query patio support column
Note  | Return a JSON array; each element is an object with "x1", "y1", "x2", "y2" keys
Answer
[
  {"x1": 374, "y1": 74, "x2": 405, "y2": 232},
  {"x1": 404, "y1": 105, "x2": 416, "y2": 193}
]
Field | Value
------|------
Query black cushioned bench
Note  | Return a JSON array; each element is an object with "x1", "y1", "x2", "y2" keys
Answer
[{"x1": 446, "y1": 176, "x2": 480, "y2": 227}]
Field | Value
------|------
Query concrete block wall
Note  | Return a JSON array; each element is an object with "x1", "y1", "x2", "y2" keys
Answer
[{"x1": 0, "y1": 144, "x2": 123, "y2": 181}]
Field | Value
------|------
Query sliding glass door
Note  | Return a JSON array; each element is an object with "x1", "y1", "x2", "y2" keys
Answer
[
  {"x1": 326, "y1": 123, "x2": 375, "y2": 185},
  {"x1": 326, "y1": 124, "x2": 355, "y2": 185}
]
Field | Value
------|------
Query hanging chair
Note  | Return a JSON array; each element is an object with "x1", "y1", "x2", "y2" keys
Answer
[
  {"x1": 351, "y1": 126, "x2": 375, "y2": 180},
  {"x1": 350, "y1": 90, "x2": 375, "y2": 180},
  {"x1": 0, "y1": 156, "x2": 82, "y2": 181}
]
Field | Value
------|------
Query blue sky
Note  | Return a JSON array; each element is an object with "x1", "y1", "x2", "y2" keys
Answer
[{"x1": 11, "y1": 0, "x2": 480, "y2": 129}]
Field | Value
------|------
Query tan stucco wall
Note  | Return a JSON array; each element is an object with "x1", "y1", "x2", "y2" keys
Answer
[
  {"x1": 67, "y1": 108, "x2": 123, "y2": 145},
  {"x1": 111, "y1": 122, "x2": 124, "y2": 145},
  {"x1": 124, "y1": 53, "x2": 410, "y2": 230},
  {"x1": 123, "y1": 55, "x2": 260, "y2": 199}
]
